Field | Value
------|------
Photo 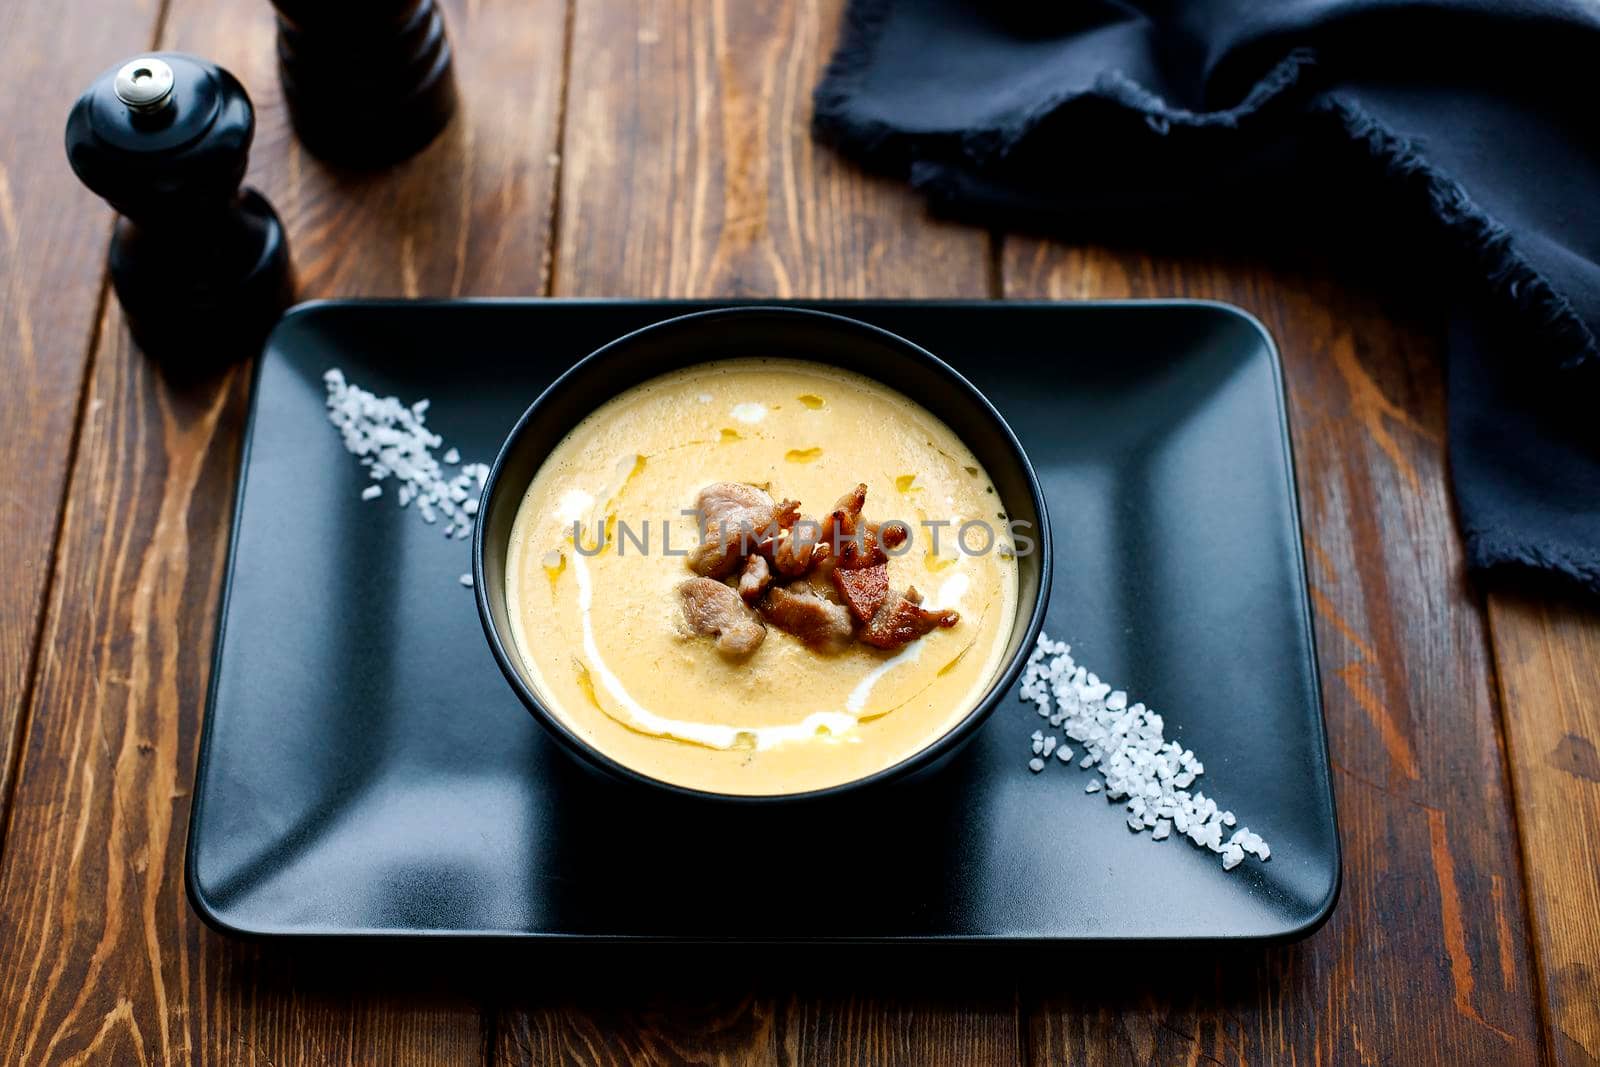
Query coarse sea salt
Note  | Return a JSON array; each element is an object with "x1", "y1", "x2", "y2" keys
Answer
[
  {"x1": 1020, "y1": 633, "x2": 1271, "y2": 871},
  {"x1": 323, "y1": 369, "x2": 488, "y2": 576}
]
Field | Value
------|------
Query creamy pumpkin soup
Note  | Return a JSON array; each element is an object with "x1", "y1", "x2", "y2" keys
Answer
[{"x1": 504, "y1": 359, "x2": 1020, "y2": 795}]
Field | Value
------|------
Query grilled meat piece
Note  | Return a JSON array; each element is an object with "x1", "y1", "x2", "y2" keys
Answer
[
  {"x1": 759, "y1": 581, "x2": 854, "y2": 652},
  {"x1": 738, "y1": 553, "x2": 772, "y2": 603},
  {"x1": 687, "y1": 482, "x2": 799, "y2": 578},
  {"x1": 678, "y1": 576, "x2": 766, "y2": 658}
]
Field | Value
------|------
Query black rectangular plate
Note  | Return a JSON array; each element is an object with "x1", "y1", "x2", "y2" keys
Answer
[{"x1": 188, "y1": 299, "x2": 1339, "y2": 941}]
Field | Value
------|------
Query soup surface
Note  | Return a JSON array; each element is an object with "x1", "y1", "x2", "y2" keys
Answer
[{"x1": 505, "y1": 358, "x2": 1020, "y2": 794}]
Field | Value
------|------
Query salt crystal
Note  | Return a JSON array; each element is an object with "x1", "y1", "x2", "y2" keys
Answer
[
  {"x1": 1029, "y1": 758, "x2": 1045, "y2": 773},
  {"x1": 1018, "y1": 631, "x2": 1270, "y2": 873},
  {"x1": 324, "y1": 370, "x2": 486, "y2": 573},
  {"x1": 459, "y1": 573, "x2": 473, "y2": 587}
]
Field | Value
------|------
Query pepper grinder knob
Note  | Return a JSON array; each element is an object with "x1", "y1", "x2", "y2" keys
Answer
[
  {"x1": 65, "y1": 53, "x2": 294, "y2": 364},
  {"x1": 113, "y1": 58, "x2": 177, "y2": 112},
  {"x1": 270, "y1": 0, "x2": 459, "y2": 168}
]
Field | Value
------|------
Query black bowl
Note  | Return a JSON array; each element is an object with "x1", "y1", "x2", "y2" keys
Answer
[{"x1": 473, "y1": 306, "x2": 1051, "y2": 802}]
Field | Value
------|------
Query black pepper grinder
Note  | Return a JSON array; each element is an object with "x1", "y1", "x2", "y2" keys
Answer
[
  {"x1": 270, "y1": 0, "x2": 458, "y2": 168},
  {"x1": 65, "y1": 54, "x2": 294, "y2": 363}
]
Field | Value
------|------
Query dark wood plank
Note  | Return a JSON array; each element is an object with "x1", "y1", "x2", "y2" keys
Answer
[
  {"x1": 552, "y1": 0, "x2": 986, "y2": 301},
  {"x1": 498, "y1": 1, "x2": 1017, "y2": 1064},
  {"x1": 495, "y1": 975, "x2": 784, "y2": 1066},
  {"x1": 0, "y1": 0, "x2": 566, "y2": 1061},
  {"x1": 0, "y1": 0, "x2": 169, "y2": 852},
  {"x1": 1488, "y1": 593, "x2": 1600, "y2": 1065},
  {"x1": 494, "y1": 956, "x2": 1022, "y2": 1067},
  {"x1": 1003, "y1": 242, "x2": 1545, "y2": 1064}
]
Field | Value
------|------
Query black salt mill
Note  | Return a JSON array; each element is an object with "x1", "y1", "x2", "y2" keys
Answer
[
  {"x1": 271, "y1": 0, "x2": 458, "y2": 168},
  {"x1": 65, "y1": 54, "x2": 293, "y2": 363}
]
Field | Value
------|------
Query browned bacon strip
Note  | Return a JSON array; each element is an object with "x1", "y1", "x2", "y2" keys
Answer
[
  {"x1": 813, "y1": 483, "x2": 907, "y2": 570},
  {"x1": 859, "y1": 585, "x2": 960, "y2": 650},
  {"x1": 832, "y1": 562, "x2": 889, "y2": 624}
]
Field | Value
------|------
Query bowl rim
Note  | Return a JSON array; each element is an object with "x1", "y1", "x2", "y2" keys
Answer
[{"x1": 472, "y1": 305, "x2": 1053, "y2": 803}]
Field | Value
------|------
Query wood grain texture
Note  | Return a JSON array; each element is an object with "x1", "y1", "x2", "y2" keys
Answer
[
  {"x1": 1003, "y1": 241, "x2": 1545, "y2": 1065},
  {"x1": 493, "y1": 955, "x2": 1021, "y2": 1067},
  {"x1": 0, "y1": 0, "x2": 564, "y2": 1061},
  {"x1": 554, "y1": 0, "x2": 988, "y2": 300},
  {"x1": 1489, "y1": 592, "x2": 1600, "y2": 1065},
  {"x1": 496, "y1": 1, "x2": 1016, "y2": 1064},
  {"x1": 0, "y1": 0, "x2": 167, "y2": 853}
]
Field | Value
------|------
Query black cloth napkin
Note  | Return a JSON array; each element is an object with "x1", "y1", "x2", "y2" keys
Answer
[{"x1": 814, "y1": 0, "x2": 1600, "y2": 596}]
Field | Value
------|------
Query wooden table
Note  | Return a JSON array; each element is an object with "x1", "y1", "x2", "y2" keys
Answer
[{"x1": 2, "y1": 1, "x2": 1597, "y2": 1063}]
